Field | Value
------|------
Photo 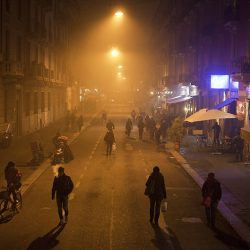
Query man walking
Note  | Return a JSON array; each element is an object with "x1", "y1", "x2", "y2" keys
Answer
[
  {"x1": 104, "y1": 130, "x2": 115, "y2": 156},
  {"x1": 137, "y1": 116, "x2": 145, "y2": 140},
  {"x1": 145, "y1": 166, "x2": 167, "y2": 226},
  {"x1": 202, "y1": 172, "x2": 222, "y2": 229},
  {"x1": 212, "y1": 122, "x2": 221, "y2": 146},
  {"x1": 52, "y1": 167, "x2": 74, "y2": 225}
]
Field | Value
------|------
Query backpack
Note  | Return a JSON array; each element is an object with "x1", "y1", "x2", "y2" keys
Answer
[{"x1": 63, "y1": 176, "x2": 74, "y2": 195}]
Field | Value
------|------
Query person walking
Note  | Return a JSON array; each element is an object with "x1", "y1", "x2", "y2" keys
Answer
[
  {"x1": 212, "y1": 122, "x2": 221, "y2": 146},
  {"x1": 104, "y1": 130, "x2": 115, "y2": 156},
  {"x1": 202, "y1": 172, "x2": 222, "y2": 230},
  {"x1": 77, "y1": 115, "x2": 84, "y2": 132},
  {"x1": 232, "y1": 134, "x2": 244, "y2": 161},
  {"x1": 137, "y1": 116, "x2": 145, "y2": 140},
  {"x1": 52, "y1": 167, "x2": 74, "y2": 225},
  {"x1": 145, "y1": 166, "x2": 167, "y2": 226},
  {"x1": 125, "y1": 118, "x2": 133, "y2": 137},
  {"x1": 106, "y1": 119, "x2": 115, "y2": 131}
]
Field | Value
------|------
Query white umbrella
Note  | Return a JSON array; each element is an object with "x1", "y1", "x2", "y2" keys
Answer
[{"x1": 185, "y1": 109, "x2": 237, "y2": 123}]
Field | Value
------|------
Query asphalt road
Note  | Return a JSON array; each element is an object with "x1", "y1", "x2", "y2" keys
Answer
[{"x1": 0, "y1": 105, "x2": 248, "y2": 250}]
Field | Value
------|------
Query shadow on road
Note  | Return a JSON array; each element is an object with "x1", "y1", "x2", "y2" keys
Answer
[
  {"x1": 214, "y1": 229, "x2": 250, "y2": 250},
  {"x1": 27, "y1": 224, "x2": 65, "y2": 250},
  {"x1": 151, "y1": 225, "x2": 183, "y2": 250}
]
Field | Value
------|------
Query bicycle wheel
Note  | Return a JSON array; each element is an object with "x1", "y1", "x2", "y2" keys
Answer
[
  {"x1": 0, "y1": 199, "x2": 12, "y2": 214},
  {"x1": 15, "y1": 192, "x2": 22, "y2": 212}
]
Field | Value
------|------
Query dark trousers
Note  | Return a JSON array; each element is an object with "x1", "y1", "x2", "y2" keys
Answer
[
  {"x1": 205, "y1": 202, "x2": 218, "y2": 227},
  {"x1": 106, "y1": 142, "x2": 113, "y2": 155},
  {"x1": 213, "y1": 136, "x2": 220, "y2": 146},
  {"x1": 236, "y1": 149, "x2": 243, "y2": 161},
  {"x1": 149, "y1": 197, "x2": 162, "y2": 223},
  {"x1": 56, "y1": 195, "x2": 68, "y2": 220}
]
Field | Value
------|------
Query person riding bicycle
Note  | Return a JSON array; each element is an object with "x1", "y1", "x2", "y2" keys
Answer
[
  {"x1": 4, "y1": 161, "x2": 22, "y2": 204},
  {"x1": 106, "y1": 120, "x2": 115, "y2": 131}
]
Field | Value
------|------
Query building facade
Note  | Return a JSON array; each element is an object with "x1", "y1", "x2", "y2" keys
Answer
[
  {"x1": 154, "y1": 0, "x2": 250, "y2": 128},
  {"x1": 0, "y1": 0, "x2": 80, "y2": 136}
]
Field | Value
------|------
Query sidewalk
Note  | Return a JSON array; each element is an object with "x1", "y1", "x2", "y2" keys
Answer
[
  {"x1": 0, "y1": 112, "x2": 99, "y2": 187},
  {"x1": 165, "y1": 142, "x2": 250, "y2": 245}
]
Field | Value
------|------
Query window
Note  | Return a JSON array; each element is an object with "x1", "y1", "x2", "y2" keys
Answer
[
  {"x1": 48, "y1": 92, "x2": 51, "y2": 111},
  {"x1": 41, "y1": 92, "x2": 45, "y2": 112},
  {"x1": 34, "y1": 92, "x2": 38, "y2": 114},
  {"x1": 25, "y1": 92, "x2": 30, "y2": 116}
]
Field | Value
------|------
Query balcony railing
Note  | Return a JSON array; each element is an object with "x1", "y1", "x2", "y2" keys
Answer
[{"x1": 1, "y1": 61, "x2": 24, "y2": 77}]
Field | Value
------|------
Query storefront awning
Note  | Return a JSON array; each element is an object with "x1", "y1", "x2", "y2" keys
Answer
[
  {"x1": 167, "y1": 96, "x2": 192, "y2": 104},
  {"x1": 210, "y1": 98, "x2": 236, "y2": 110}
]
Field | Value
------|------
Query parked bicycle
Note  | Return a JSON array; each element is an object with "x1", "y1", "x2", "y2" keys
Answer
[{"x1": 0, "y1": 186, "x2": 22, "y2": 215}]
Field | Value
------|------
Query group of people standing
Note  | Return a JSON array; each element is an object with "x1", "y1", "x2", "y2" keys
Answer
[{"x1": 129, "y1": 110, "x2": 169, "y2": 143}]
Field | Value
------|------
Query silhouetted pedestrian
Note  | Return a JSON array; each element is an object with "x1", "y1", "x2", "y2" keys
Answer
[
  {"x1": 104, "y1": 130, "x2": 115, "y2": 156},
  {"x1": 52, "y1": 167, "x2": 74, "y2": 225},
  {"x1": 232, "y1": 134, "x2": 244, "y2": 161},
  {"x1": 145, "y1": 166, "x2": 166, "y2": 226},
  {"x1": 212, "y1": 122, "x2": 221, "y2": 146},
  {"x1": 202, "y1": 172, "x2": 221, "y2": 230},
  {"x1": 137, "y1": 116, "x2": 145, "y2": 140},
  {"x1": 125, "y1": 118, "x2": 133, "y2": 137},
  {"x1": 106, "y1": 120, "x2": 115, "y2": 131},
  {"x1": 77, "y1": 115, "x2": 84, "y2": 132}
]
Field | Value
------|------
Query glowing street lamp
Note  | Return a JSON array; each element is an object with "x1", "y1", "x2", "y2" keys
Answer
[
  {"x1": 111, "y1": 48, "x2": 119, "y2": 57},
  {"x1": 114, "y1": 11, "x2": 124, "y2": 17}
]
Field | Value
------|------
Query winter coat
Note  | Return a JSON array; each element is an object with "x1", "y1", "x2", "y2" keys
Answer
[
  {"x1": 202, "y1": 179, "x2": 222, "y2": 202},
  {"x1": 146, "y1": 172, "x2": 166, "y2": 200},
  {"x1": 52, "y1": 174, "x2": 74, "y2": 198},
  {"x1": 104, "y1": 131, "x2": 115, "y2": 144}
]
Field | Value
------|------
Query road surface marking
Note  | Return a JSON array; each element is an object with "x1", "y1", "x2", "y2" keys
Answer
[
  {"x1": 75, "y1": 181, "x2": 81, "y2": 189},
  {"x1": 41, "y1": 207, "x2": 52, "y2": 210},
  {"x1": 80, "y1": 174, "x2": 84, "y2": 179},
  {"x1": 89, "y1": 155, "x2": 93, "y2": 160},
  {"x1": 109, "y1": 189, "x2": 114, "y2": 250},
  {"x1": 180, "y1": 217, "x2": 202, "y2": 223}
]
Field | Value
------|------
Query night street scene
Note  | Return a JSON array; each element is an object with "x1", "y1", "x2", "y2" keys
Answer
[{"x1": 1, "y1": 0, "x2": 250, "y2": 249}]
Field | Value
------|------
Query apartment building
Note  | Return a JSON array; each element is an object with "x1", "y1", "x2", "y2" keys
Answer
[{"x1": 0, "y1": 0, "x2": 78, "y2": 136}]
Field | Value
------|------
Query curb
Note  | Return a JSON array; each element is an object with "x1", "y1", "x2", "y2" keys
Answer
[{"x1": 168, "y1": 148, "x2": 250, "y2": 245}]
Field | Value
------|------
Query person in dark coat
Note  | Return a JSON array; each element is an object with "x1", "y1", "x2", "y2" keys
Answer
[
  {"x1": 106, "y1": 120, "x2": 115, "y2": 131},
  {"x1": 232, "y1": 134, "x2": 244, "y2": 161},
  {"x1": 77, "y1": 115, "x2": 84, "y2": 132},
  {"x1": 104, "y1": 130, "x2": 115, "y2": 156},
  {"x1": 212, "y1": 122, "x2": 221, "y2": 146},
  {"x1": 52, "y1": 167, "x2": 74, "y2": 225},
  {"x1": 137, "y1": 116, "x2": 145, "y2": 140},
  {"x1": 202, "y1": 172, "x2": 222, "y2": 229},
  {"x1": 145, "y1": 166, "x2": 167, "y2": 226},
  {"x1": 125, "y1": 118, "x2": 133, "y2": 137}
]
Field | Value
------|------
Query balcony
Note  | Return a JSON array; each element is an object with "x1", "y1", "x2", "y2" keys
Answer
[{"x1": 2, "y1": 61, "x2": 24, "y2": 78}]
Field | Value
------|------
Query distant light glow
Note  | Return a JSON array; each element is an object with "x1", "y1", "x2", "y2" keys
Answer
[
  {"x1": 115, "y1": 11, "x2": 124, "y2": 17},
  {"x1": 118, "y1": 65, "x2": 123, "y2": 69},
  {"x1": 117, "y1": 72, "x2": 122, "y2": 76},
  {"x1": 150, "y1": 91, "x2": 154, "y2": 95},
  {"x1": 111, "y1": 48, "x2": 119, "y2": 57}
]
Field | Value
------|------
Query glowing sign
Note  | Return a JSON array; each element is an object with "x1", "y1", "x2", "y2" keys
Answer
[{"x1": 211, "y1": 75, "x2": 229, "y2": 89}]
